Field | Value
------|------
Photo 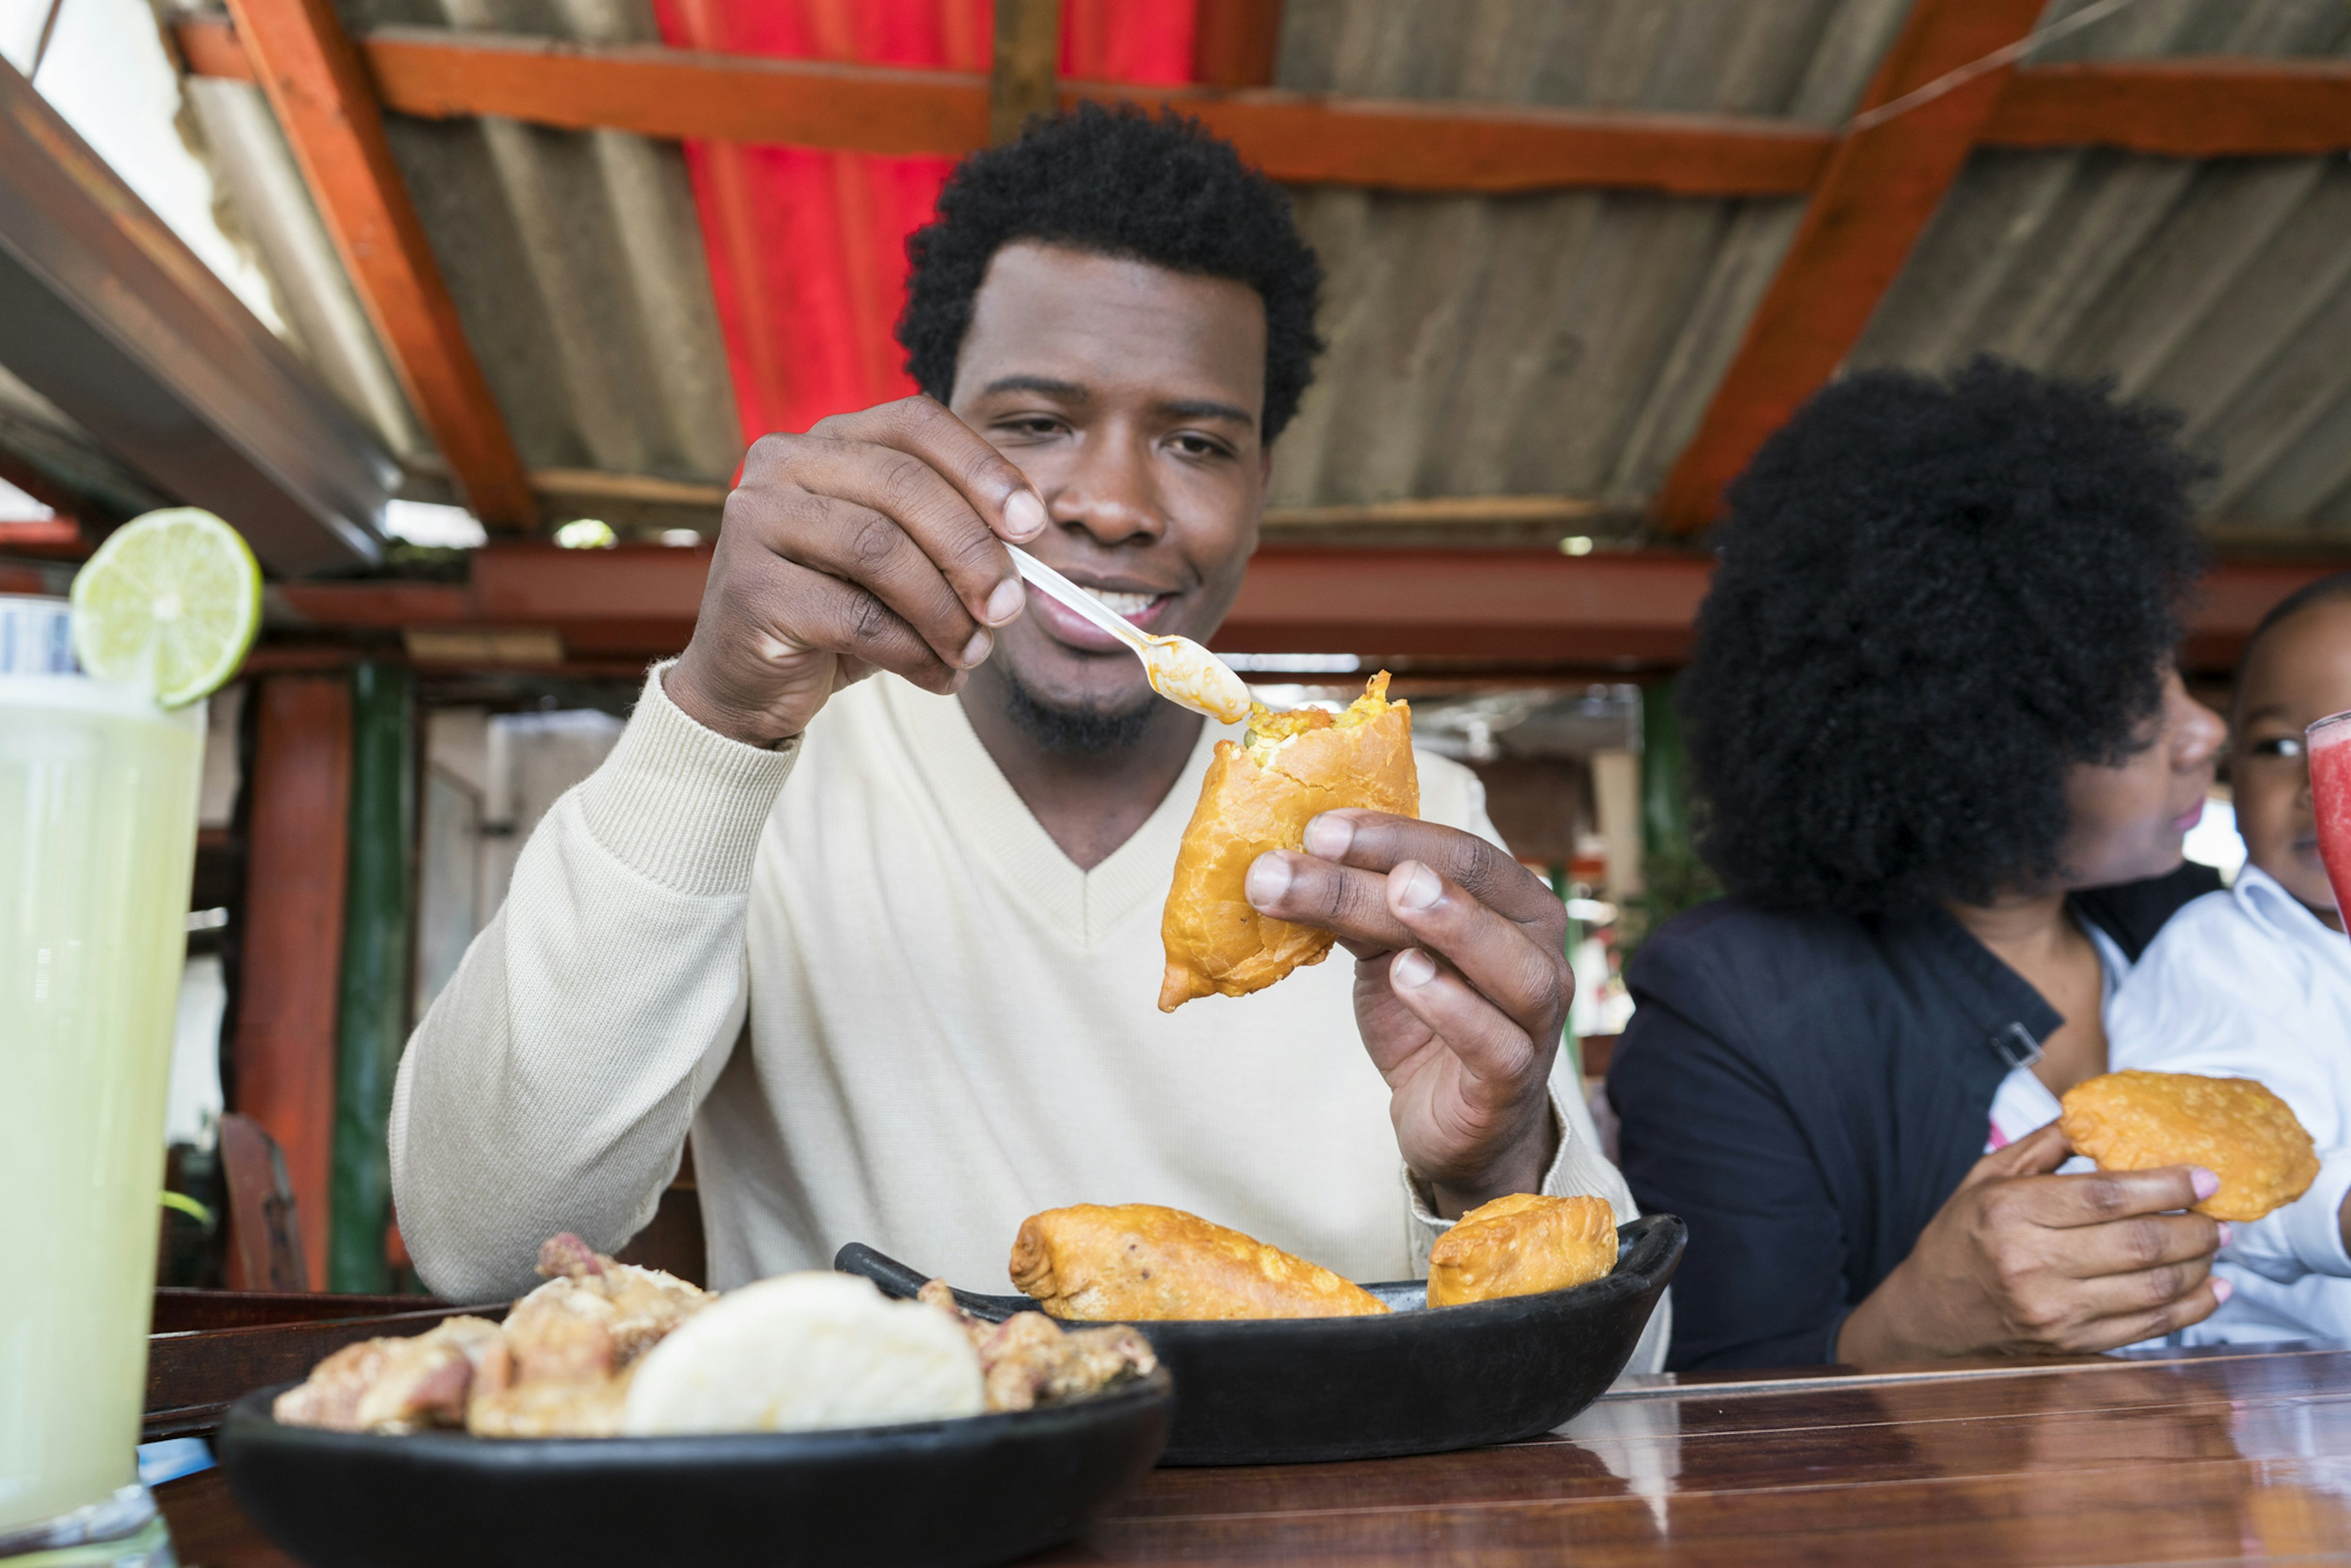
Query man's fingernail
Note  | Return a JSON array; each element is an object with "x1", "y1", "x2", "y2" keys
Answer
[
  {"x1": 2191, "y1": 1167, "x2": 2221, "y2": 1202},
  {"x1": 1303, "y1": 814, "x2": 1353, "y2": 859},
  {"x1": 1003, "y1": 490, "x2": 1048, "y2": 540},
  {"x1": 1394, "y1": 861, "x2": 1441, "y2": 912},
  {"x1": 1392, "y1": 948, "x2": 1435, "y2": 989},
  {"x1": 2218, "y1": 1221, "x2": 2235, "y2": 1248},
  {"x1": 959, "y1": 629, "x2": 993, "y2": 668},
  {"x1": 985, "y1": 578, "x2": 1026, "y2": 626},
  {"x1": 1246, "y1": 854, "x2": 1292, "y2": 909},
  {"x1": 2213, "y1": 1277, "x2": 2233, "y2": 1304}
]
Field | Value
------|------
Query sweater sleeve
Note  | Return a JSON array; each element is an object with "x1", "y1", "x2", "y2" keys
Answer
[
  {"x1": 389, "y1": 664, "x2": 799, "y2": 1301},
  {"x1": 1609, "y1": 940, "x2": 1850, "y2": 1371}
]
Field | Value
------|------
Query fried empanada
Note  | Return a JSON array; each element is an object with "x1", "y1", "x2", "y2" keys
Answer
[
  {"x1": 1425, "y1": 1193, "x2": 1618, "y2": 1307},
  {"x1": 1158, "y1": 673, "x2": 1418, "y2": 1012},
  {"x1": 1010, "y1": 1202, "x2": 1390, "y2": 1320},
  {"x1": 2058, "y1": 1070, "x2": 2319, "y2": 1222}
]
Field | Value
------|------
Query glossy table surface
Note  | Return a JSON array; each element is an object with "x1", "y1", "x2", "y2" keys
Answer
[{"x1": 158, "y1": 1343, "x2": 2351, "y2": 1566}]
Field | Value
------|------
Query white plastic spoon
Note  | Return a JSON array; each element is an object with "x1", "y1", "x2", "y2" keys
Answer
[{"x1": 1003, "y1": 544, "x2": 1253, "y2": 724}]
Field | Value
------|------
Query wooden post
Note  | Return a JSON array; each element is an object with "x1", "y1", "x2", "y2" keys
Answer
[
  {"x1": 233, "y1": 673, "x2": 352, "y2": 1289},
  {"x1": 1192, "y1": 0, "x2": 1283, "y2": 89},
  {"x1": 329, "y1": 662, "x2": 414, "y2": 1294},
  {"x1": 991, "y1": 0, "x2": 1060, "y2": 146}
]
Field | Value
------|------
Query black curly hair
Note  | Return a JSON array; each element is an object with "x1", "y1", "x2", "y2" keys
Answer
[
  {"x1": 1681, "y1": 357, "x2": 2210, "y2": 915},
  {"x1": 897, "y1": 103, "x2": 1324, "y2": 441}
]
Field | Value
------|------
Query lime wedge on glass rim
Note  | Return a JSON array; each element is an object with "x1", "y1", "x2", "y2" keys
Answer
[{"x1": 69, "y1": 508, "x2": 262, "y2": 708}]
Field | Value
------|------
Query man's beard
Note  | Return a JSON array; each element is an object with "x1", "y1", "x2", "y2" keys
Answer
[{"x1": 1001, "y1": 666, "x2": 1158, "y2": 754}]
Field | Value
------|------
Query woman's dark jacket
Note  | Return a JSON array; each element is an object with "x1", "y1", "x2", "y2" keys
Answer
[{"x1": 1606, "y1": 864, "x2": 2220, "y2": 1372}]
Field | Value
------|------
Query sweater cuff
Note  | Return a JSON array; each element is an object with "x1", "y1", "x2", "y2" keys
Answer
[
  {"x1": 1401, "y1": 1092, "x2": 1576, "y2": 1275},
  {"x1": 575, "y1": 661, "x2": 801, "y2": 897},
  {"x1": 2279, "y1": 1146, "x2": 2351, "y2": 1278}
]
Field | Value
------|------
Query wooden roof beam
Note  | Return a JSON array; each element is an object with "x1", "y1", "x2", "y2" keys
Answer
[
  {"x1": 173, "y1": 16, "x2": 1832, "y2": 198},
  {"x1": 1985, "y1": 56, "x2": 2351, "y2": 159},
  {"x1": 1649, "y1": 0, "x2": 2050, "y2": 536},
  {"x1": 216, "y1": 0, "x2": 536, "y2": 530}
]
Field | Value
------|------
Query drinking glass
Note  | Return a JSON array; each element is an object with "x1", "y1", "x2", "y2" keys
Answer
[
  {"x1": 2308, "y1": 709, "x2": 2351, "y2": 929},
  {"x1": 1, "y1": 595, "x2": 198, "y2": 1566}
]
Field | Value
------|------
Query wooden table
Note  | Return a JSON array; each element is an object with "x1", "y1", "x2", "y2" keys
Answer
[{"x1": 156, "y1": 1344, "x2": 2351, "y2": 1566}]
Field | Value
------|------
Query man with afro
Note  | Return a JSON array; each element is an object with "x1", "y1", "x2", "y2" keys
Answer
[{"x1": 391, "y1": 104, "x2": 1649, "y2": 1357}]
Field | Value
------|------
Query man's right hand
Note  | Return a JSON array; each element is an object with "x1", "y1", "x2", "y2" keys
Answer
[
  {"x1": 665, "y1": 397, "x2": 1051, "y2": 748},
  {"x1": 1834, "y1": 1121, "x2": 2228, "y2": 1364}
]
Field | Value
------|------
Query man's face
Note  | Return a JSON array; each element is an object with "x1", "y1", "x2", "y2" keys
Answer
[
  {"x1": 948, "y1": 241, "x2": 1269, "y2": 721},
  {"x1": 2230, "y1": 598, "x2": 2351, "y2": 924}
]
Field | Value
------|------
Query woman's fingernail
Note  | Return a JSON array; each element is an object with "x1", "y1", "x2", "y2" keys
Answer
[
  {"x1": 1394, "y1": 861, "x2": 1441, "y2": 912},
  {"x1": 985, "y1": 578, "x2": 1026, "y2": 626},
  {"x1": 2191, "y1": 1167, "x2": 2221, "y2": 1202},
  {"x1": 2213, "y1": 1277, "x2": 2233, "y2": 1304},
  {"x1": 1303, "y1": 814, "x2": 1353, "y2": 859},
  {"x1": 2218, "y1": 1221, "x2": 2235, "y2": 1248},
  {"x1": 1246, "y1": 854, "x2": 1292, "y2": 909},
  {"x1": 959, "y1": 629, "x2": 993, "y2": 668},
  {"x1": 1392, "y1": 948, "x2": 1436, "y2": 989},
  {"x1": 1004, "y1": 490, "x2": 1048, "y2": 540}
]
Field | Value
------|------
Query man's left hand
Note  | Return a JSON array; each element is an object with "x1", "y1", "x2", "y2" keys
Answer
[{"x1": 1245, "y1": 810, "x2": 1570, "y2": 1217}]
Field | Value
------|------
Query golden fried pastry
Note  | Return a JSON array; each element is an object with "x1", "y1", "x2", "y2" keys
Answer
[
  {"x1": 1010, "y1": 1203, "x2": 1390, "y2": 1320},
  {"x1": 1158, "y1": 673, "x2": 1418, "y2": 1011},
  {"x1": 1426, "y1": 1193, "x2": 1618, "y2": 1308},
  {"x1": 2059, "y1": 1070, "x2": 2319, "y2": 1221}
]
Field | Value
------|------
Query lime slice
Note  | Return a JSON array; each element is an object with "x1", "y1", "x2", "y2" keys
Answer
[{"x1": 70, "y1": 508, "x2": 262, "y2": 707}]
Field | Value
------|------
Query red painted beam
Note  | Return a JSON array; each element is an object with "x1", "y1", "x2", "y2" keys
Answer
[
  {"x1": 271, "y1": 546, "x2": 2341, "y2": 673},
  {"x1": 1649, "y1": 0, "x2": 2050, "y2": 535},
  {"x1": 1985, "y1": 57, "x2": 2351, "y2": 158},
  {"x1": 216, "y1": 0, "x2": 536, "y2": 530},
  {"x1": 233, "y1": 673, "x2": 351, "y2": 1291},
  {"x1": 1192, "y1": 0, "x2": 1283, "y2": 89}
]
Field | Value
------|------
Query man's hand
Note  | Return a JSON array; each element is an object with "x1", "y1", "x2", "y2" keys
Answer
[
  {"x1": 1835, "y1": 1122, "x2": 2228, "y2": 1364},
  {"x1": 1244, "y1": 810, "x2": 1570, "y2": 1217},
  {"x1": 666, "y1": 397, "x2": 1050, "y2": 748}
]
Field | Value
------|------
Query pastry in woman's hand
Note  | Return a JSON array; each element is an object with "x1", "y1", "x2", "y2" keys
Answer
[
  {"x1": 2059, "y1": 1070, "x2": 2319, "y2": 1222},
  {"x1": 1010, "y1": 1202, "x2": 1390, "y2": 1320},
  {"x1": 1158, "y1": 672, "x2": 1418, "y2": 1012},
  {"x1": 1425, "y1": 1193, "x2": 1618, "y2": 1307}
]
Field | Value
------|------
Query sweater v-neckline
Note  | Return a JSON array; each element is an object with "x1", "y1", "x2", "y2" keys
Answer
[{"x1": 884, "y1": 680, "x2": 1237, "y2": 948}]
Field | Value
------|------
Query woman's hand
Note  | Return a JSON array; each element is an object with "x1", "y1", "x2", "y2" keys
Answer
[{"x1": 1835, "y1": 1122, "x2": 2229, "y2": 1364}]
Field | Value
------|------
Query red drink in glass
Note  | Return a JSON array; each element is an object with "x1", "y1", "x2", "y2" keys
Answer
[{"x1": 2308, "y1": 710, "x2": 2351, "y2": 923}]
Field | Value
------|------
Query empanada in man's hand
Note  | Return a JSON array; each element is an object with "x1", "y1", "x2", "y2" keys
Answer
[{"x1": 2058, "y1": 1070, "x2": 2319, "y2": 1222}]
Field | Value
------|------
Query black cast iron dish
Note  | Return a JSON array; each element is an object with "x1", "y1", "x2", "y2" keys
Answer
[
  {"x1": 838, "y1": 1210, "x2": 1684, "y2": 1466},
  {"x1": 217, "y1": 1368, "x2": 1172, "y2": 1568}
]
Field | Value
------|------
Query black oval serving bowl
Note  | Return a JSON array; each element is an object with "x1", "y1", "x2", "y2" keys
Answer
[
  {"x1": 217, "y1": 1368, "x2": 1172, "y2": 1568},
  {"x1": 839, "y1": 1210, "x2": 1684, "y2": 1466}
]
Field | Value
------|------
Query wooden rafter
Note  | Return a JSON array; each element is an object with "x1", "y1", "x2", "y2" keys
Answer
[
  {"x1": 173, "y1": 17, "x2": 1831, "y2": 197},
  {"x1": 1648, "y1": 0, "x2": 2050, "y2": 535},
  {"x1": 1985, "y1": 57, "x2": 2351, "y2": 159},
  {"x1": 991, "y1": 0, "x2": 1060, "y2": 146},
  {"x1": 214, "y1": 0, "x2": 536, "y2": 530},
  {"x1": 1193, "y1": 0, "x2": 1284, "y2": 89}
]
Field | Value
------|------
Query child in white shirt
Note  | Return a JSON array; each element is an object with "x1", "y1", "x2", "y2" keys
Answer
[{"x1": 2109, "y1": 574, "x2": 2351, "y2": 1343}]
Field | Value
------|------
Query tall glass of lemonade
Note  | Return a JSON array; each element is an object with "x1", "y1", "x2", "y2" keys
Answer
[
  {"x1": 0, "y1": 602, "x2": 201, "y2": 1563},
  {"x1": 2, "y1": 514, "x2": 257, "y2": 1566}
]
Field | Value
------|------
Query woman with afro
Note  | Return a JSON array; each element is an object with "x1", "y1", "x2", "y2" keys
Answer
[{"x1": 1608, "y1": 358, "x2": 2229, "y2": 1370}]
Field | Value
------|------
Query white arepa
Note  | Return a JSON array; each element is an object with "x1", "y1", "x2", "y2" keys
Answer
[{"x1": 621, "y1": 1273, "x2": 983, "y2": 1435}]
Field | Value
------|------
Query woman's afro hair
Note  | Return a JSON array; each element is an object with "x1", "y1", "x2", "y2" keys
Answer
[
  {"x1": 1681, "y1": 357, "x2": 2209, "y2": 916},
  {"x1": 896, "y1": 103, "x2": 1324, "y2": 441}
]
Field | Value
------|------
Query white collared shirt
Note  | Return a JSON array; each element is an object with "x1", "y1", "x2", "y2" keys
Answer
[{"x1": 2107, "y1": 863, "x2": 2351, "y2": 1344}]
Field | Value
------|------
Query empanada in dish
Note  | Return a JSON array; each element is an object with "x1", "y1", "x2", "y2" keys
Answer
[
  {"x1": 1010, "y1": 1203, "x2": 1389, "y2": 1321},
  {"x1": 1425, "y1": 1193, "x2": 1617, "y2": 1308},
  {"x1": 1158, "y1": 673, "x2": 1417, "y2": 1012},
  {"x1": 2058, "y1": 1070, "x2": 2319, "y2": 1222}
]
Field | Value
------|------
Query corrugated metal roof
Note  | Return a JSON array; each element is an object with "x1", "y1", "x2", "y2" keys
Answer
[
  {"x1": 1852, "y1": 0, "x2": 2351, "y2": 543},
  {"x1": 130, "y1": 0, "x2": 2351, "y2": 542}
]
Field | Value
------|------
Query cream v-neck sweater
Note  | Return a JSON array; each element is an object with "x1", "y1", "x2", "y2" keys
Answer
[{"x1": 389, "y1": 667, "x2": 1659, "y2": 1367}]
